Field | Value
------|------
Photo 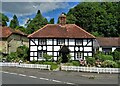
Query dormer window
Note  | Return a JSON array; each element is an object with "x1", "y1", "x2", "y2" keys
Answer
[
  {"x1": 76, "y1": 39, "x2": 82, "y2": 45},
  {"x1": 58, "y1": 39, "x2": 64, "y2": 45}
]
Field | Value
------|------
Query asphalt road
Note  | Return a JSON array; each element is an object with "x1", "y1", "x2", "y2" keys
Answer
[{"x1": 1, "y1": 67, "x2": 119, "y2": 85}]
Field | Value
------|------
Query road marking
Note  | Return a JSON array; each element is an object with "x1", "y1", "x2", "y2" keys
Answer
[
  {"x1": 19, "y1": 74, "x2": 26, "y2": 77},
  {"x1": 9, "y1": 72, "x2": 17, "y2": 75},
  {"x1": 29, "y1": 76, "x2": 37, "y2": 78},
  {"x1": 3, "y1": 71, "x2": 9, "y2": 74},
  {"x1": 40, "y1": 77, "x2": 49, "y2": 81},
  {"x1": 66, "y1": 82, "x2": 74, "y2": 85},
  {"x1": 52, "y1": 79, "x2": 61, "y2": 83}
]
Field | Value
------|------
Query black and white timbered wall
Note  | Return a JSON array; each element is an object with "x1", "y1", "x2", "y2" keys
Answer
[{"x1": 29, "y1": 38, "x2": 94, "y2": 61}]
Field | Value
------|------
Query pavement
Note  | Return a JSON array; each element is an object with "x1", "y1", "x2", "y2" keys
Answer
[{"x1": 1, "y1": 67, "x2": 120, "y2": 85}]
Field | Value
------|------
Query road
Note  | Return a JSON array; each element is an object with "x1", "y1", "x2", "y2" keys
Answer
[{"x1": 1, "y1": 67, "x2": 119, "y2": 85}]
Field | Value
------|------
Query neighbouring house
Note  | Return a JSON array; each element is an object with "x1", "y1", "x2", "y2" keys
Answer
[
  {"x1": 28, "y1": 13, "x2": 95, "y2": 61},
  {"x1": 96, "y1": 37, "x2": 120, "y2": 53},
  {"x1": 0, "y1": 26, "x2": 28, "y2": 55}
]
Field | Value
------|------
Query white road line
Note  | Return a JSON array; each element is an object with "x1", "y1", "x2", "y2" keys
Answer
[
  {"x1": 3, "y1": 71, "x2": 9, "y2": 74},
  {"x1": 9, "y1": 72, "x2": 17, "y2": 75},
  {"x1": 66, "y1": 82, "x2": 75, "y2": 85},
  {"x1": 52, "y1": 79, "x2": 61, "y2": 83},
  {"x1": 19, "y1": 74, "x2": 26, "y2": 77},
  {"x1": 29, "y1": 76, "x2": 37, "y2": 78},
  {"x1": 40, "y1": 77, "x2": 49, "y2": 81}
]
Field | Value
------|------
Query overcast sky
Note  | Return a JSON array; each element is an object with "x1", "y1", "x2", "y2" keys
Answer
[{"x1": 2, "y1": 2, "x2": 79, "y2": 26}]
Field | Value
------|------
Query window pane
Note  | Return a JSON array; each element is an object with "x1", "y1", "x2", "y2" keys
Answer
[{"x1": 76, "y1": 40, "x2": 82, "y2": 45}]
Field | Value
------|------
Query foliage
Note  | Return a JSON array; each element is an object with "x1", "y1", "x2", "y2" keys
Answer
[
  {"x1": 10, "y1": 15, "x2": 19, "y2": 29},
  {"x1": 86, "y1": 57, "x2": 95, "y2": 66},
  {"x1": 16, "y1": 45, "x2": 29, "y2": 61},
  {"x1": 101, "y1": 60, "x2": 118, "y2": 68},
  {"x1": 71, "y1": 61, "x2": 80, "y2": 66},
  {"x1": 66, "y1": 2, "x2": 119, "y2": 37},
  {"x1": 43, "y1": 54, "x2": 53, "y2": 61},
  {"x1": 15, "y1": 26, "x2": 27, "y2": 34},
  {"x1": 57, "y1": 56, "x2": 62, "y2": 64},
  {"x1": 26, "y1": 10, "x2": 48, "y2": 34},
  {"x1": 112, "y1": 50, "x2": 120, "y2": 61},
  {"x1": 98, "y1": 54, "x2": 113, "y2": 61},
  {"x1": 6, "y1": 52, "x2": 17, "y2": 62},
  {"x1": 0, "y1": 13, "x2": 9, "y2": 26},
  {"x1": 49, "y1": 18, "x2": 54, "y2": 24},
  {"x1": 43, "y1": 62, "x2": 58, "y2": 70}
]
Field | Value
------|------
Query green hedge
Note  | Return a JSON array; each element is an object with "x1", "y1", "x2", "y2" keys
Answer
[
  {"x1": 98, "y1": 54, "x2": 113, "y2": 61},
  {"x1": 101, "y1": 60, "x2": 118, "y2": 68},
  {"x1": 43, "y1": 62, "x2": 58, "y2": 70},
  {"x1": 86, "y1": 57, "x2": 95, "y2": 66}
]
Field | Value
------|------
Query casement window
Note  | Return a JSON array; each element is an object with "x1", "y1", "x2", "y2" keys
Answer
[
  {"x1": 58, "y1": 39, "x2": 64, "y2": 45},
  {"x1": 76, "y1": 39, "x2": 82, "y2": 45},
  {"x1": 76, "y1": 52, "x2": 83, "y2": 59},
  {"x1": 38, "y1": 51, "x2": 46, "y2": 59},
  {"x1": 39, "y1": 39, "x2": 46, "y2": 45}
]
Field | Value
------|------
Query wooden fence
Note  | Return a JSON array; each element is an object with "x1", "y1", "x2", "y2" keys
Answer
[
  {"x1": 0, "y1": 62, "x2": 51, "y2": 70},
  {"x1": 61, "y1": 66, "x2": 120, "y2": 74}
]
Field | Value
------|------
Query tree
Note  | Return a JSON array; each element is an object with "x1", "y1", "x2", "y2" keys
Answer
[
  {"x1": 0, "y1": 13, "x2": 9, "y2": 26},
  {"x1": 49, "y1": 18, "x2": 54, "y2": 24},
  {"x1": 15, "y1": 26, "x2": 27, "y2": 34},
  {"x1": 26, "y1": 10, "x2": 49, "y2": 34},
  {"x1": 10, "y1": 15, "x2": 19, "y2": 29},
  {"x1": 66, "y1": 2, "x2": 119, "y2": 37}
]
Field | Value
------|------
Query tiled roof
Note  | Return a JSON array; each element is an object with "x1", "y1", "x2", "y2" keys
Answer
[
  {"x1": 28, "y1": 24, "x2": 95, "y2": 39},
  {"x1": 96, "y1": 37, "x2": 120, "y2": 47},
  {"x1": 0, "y1": 26, "x2": 27, "y2": 38}
]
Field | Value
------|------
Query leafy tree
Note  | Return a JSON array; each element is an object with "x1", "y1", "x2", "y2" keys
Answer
[
  {"x1": 49, "y1": 18, "x2": 54, "y2": 24},
  {"x1": 26, "y1": 10, "x2": 48, "y2": 34},
  {"x1": 66, "y1": 2, "x2": 119, "y2": 37},
  {"x1": 16, "y1": 45, "x2": 29, "y2": 61},
  {"x1": 0, "y1": 13, "x2": 9, "y2": 26},
  {"x1": 10, "y1": 15, "x2": 19, "y2": 29},
  {"x1": 15, "y1": 26, "x2": 27, "y2": 34}
]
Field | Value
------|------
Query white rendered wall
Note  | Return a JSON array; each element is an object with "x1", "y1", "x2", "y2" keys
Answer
[
  {"x1": 84, "y1": 47, "x2": 92, "y2": 51},
  {"x1": 54, "y1": 46, "x2": 60, "y2": 51},
  {"x1": 30, "y1": 46, "x2": 37, "y2": 51},
  {"x1": 83, "y1": 39, "x2": 87, "y2": 46}
]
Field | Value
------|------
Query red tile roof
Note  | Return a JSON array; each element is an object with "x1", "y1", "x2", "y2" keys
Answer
[
  {"x1": 0, "y1": 26, "x2": 27, "y2": 38},
  {"x1": 28, "y1": 24, "x2": 95, "y2": 39},
  {"x1": 97, "y1": 37, "x2": 120, "y2": 47}
]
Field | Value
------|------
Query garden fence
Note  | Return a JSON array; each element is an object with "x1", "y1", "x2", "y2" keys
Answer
[
  {"x1": 61, "y1": 66, "x2": 120, "y2": 74},
  {"x1": 0, "y1": 62, "x2": 51, "y2": 70}
]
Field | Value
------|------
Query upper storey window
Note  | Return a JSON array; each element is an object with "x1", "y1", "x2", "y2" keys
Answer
[
  {"x1": 58, "y1": 39, "x2": 64, "y2": 45},
  {"x1": 76, "y1": 39, "x2": 82, "y2": 45},
  {"x1": 39, "y1": 39, "x2": 46, "y2": 45}
]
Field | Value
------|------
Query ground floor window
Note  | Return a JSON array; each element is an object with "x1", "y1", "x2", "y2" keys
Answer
[
  {"x1": 38, "y1": 51, "x2": 46, "y2": 59},
  {"x1": 75, "y1": 52, "x2": 83, "y2": 60}
]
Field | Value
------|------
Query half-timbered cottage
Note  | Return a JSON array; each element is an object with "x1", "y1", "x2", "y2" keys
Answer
[{"x1": 28, "y1": 13, "x2": 95, "y2": 61}]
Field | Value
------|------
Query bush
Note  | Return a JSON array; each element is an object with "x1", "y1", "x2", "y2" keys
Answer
[
  {"x1": 112, "y1": 51, "x2": 120, "y2": 61},
  {"x1": 98, "y1": 54, "x2": 113, "y2": 61},
  {"x1": 6, "y1": 52, "x2": 17, "y2": 62},
  {"x1": 71, "y1": 61, "x2": 80, "y2": 66},
  {"x1": 86, "y1": 57, "x2": 95, "y2": 66},
  {"x1": 43, "y1": 54, "x2": 53, "y2": 61},
  {"x1": 101, "y1": 60, "x2": 118, "y2": 68},
  {"x1": 43, "y1": 62, "x2": 58, "y2": 70}
]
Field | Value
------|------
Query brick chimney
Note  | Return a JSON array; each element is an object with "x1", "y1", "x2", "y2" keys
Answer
[{"x1": 59, "y1": 13, "x2": 66, "y2": 25}]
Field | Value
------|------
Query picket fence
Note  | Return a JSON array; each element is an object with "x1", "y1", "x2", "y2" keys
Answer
[
  {"x1": 61, "y1": 66, "x2": 120, "y2": 74},
  {"x1": 0, "y1": 62, "x2": 51, "y2": 70}
]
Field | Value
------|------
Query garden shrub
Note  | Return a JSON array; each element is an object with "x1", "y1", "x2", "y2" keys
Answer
[
  {"x1": 43, "y1": 62, "x2": 58, "y2": 70},
  {"x1": 6, "y1": 52, "x2": 17, "y2": 62},
  {"x1": 112, "y1": 51, "x2": 120, "y2": 61},
  {"x1": 86, "y1": 57, "x2": 95, "y2": 66},
  {"x1": 98, "y1": 54, "x2": 113, "y2": 61},
  {"x1": 71, "y1": 61, "x2": 80, "y2": 66},
  {"x1": 43, "y1": 54, "x2": 53, "y2": 61},
  {"x1": 101, "y1": 60, "x2": 118, "y2": 68}
]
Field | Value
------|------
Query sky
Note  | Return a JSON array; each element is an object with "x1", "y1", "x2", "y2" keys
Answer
[{"x1": 1, "y1": 2, "x2": 80, "y2": 27}]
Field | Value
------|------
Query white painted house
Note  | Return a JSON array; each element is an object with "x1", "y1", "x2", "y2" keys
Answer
[{"x1": 28, "y1": 14, "x2": 95, "y2": 61}]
